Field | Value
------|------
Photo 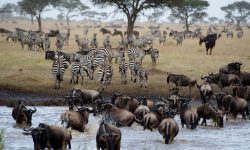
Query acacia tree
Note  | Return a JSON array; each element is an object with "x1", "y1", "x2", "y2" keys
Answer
[
  {"x1": 18, "y1": 0, "x2": 60, "y2": 32},
  {"x1": 0, "y1": 3, "x2": 18, "y2": 13},
  {"x1": 57, "y1": 0, "x2": 89, "y2": 27},
  {"x1": 221, "y1": 1, "x2": 250, "y2": 29},
  {"x1": 92, "y1": 0, "x2": 183, "y2": 39},
  {"x1": 208, "y1": 17, "x2": 218, "y2": 23},
  {"x1": 170, "y1": 0, "x2": 209, "y2": 31}
]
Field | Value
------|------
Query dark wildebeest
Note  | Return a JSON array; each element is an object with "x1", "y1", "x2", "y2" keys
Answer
[
  {"x1": 112, "y1": 29, "x2": 123, "y2": 38},
  {"x1": 199, "y1": 33, "x2": 217, "y2": 55},
  {"x1": 134, "y1": 105, "x2": 150, "y2": 125},
  {"x1": 178, "y1": 98, "x2": 198, "y2": 129},
  {"x1": 96, "y1": 121, "x2": 121, "y2": 150},
  {"x1": 100, "y1": 103, "x2": 135, "y2": 127},
  {"x1": 238, "y1": 71, "x2": 250, "y2": 86},
  {"x1": 60, "y1": 107, "x2": 93, "y2": 132},
  {"x1": 23, "y1": 123, "x2": 72, "y2": 150},
  {"x1": 45, "y1": 50, "x2": 71, "y2": 66},
  {"x1": 215, "y1": 93, "x2": 249, "y2": 121},
  {"x1": 47, "y1": 29, "x2": 60, "y2": 37},
  {"x1": 158, "y1": 110, "x2": 179, "y2": 144},
  {"x1": 196, "y1": 103, "x2": 224, "y2": 127},
  {"x1": 100, "y1": 28, "x2": 111, "y2": 34},
  {"x1": 143, "y1": 104, "x2": 165, "y2": 131},
  {"x1": 166, "y1": 72, "x2": 197, "y2": 91},
  {"x1": 219, "y1": 61, "x2": 243, "y2": 74},
  {"x1": 124, "y1": 30, "x2": 140, "y2": 38},
  {"x1": 111, "y1": 92, "x2": 140, "y2": 113},
  {"x1": 12, "y1": 100, "x2": 37, "y2": 127},
  {"x1": 196, "y1": 75, "x2": 213, "y2": 103},
  {"x1": 232, "y1": 85, "x2": 248, "y2": 98},
  {"x1": 208, "y1": 72, "x2": 241, "y2": 90}
]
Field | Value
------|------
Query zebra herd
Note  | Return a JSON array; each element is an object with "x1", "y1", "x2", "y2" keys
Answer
[{"x1": 46, "y1": 34, "x2": 159, "y2": 91}]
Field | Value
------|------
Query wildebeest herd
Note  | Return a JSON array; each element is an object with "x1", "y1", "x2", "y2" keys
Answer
[
  {"x1": 1, "y1": 23, "x2": 249, "y2": 149},
  {"x1": 9, "y1": 59, "x2": 250, "y2": 149}
]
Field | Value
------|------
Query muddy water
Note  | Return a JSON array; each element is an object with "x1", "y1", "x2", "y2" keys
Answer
[{"x1": 1, "y1": 106, "x2": 250, "y2": 150}]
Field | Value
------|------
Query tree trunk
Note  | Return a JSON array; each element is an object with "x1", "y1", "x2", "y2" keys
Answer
[
  {"x1": 66, "y1": 13, "x2": 70, "y2": 28},
  {"x1": 126, "y1": 16, "x2": 136, "y2": 40},
  {"x1": 37, "y1": 13, "x2": 42, "y2": 32},
  {"x1": 185, "y1": 16, "x2": 189, "y2": 31}
]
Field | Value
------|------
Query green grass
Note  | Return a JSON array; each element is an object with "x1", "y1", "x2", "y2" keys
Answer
[{"x1": 0, "y1": 21, "x2": 250, "y2": 97}]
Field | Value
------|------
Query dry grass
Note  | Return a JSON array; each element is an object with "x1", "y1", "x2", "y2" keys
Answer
[{"x1": 0, "y1": 20, "x2": 250, "y2": 97}]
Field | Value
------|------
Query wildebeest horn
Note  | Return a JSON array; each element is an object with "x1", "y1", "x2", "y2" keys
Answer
[{"x1": 30, "y1": 106, "x2": 37, "y2": 114}]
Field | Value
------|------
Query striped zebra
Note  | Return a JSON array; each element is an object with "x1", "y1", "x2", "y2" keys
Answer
[
  {"x1": 103, "y1": 35, "x2": 111, "y2": 48},
  {"x1": 138, "y1": 68, "x2": 149, "y2": 88},
  {"x1": 118, "y1": 58, "x2": 128, "y2": 84},
  {"x1": 127, "y1": 47, "x2": 153, "y2": 63},
  {"x1": 52, "y1": 52, "x2": 67, "y2": 89},
  {"x1": 176, "y1": 34, "x2": 183, "y2": 45},
  {"x1": 43, "y1": 34, "x2": 51, "y2": 51},
  {"x1": 75, "y1": 34, "x2": 89, "y2": 49},
  {"x1": 19, "y1": 31, "x2": 36, "y2": 50},
  {"x1": 70, "y1": 61, "x2": 89, "y2": 85},
  {"x1": 129, "y1": 59, "x2": 141, "y2": 83},
  {"x1": 90, "y1": 33, "x2": 98, "y2": 48},
  {"x1": 56, "y1": 35, "x2": 64, "y2": 50},
  {"x1": 98, "y1": 63, "x2": 113, "y2": 91},
  {"x1": 226, "y1": 31, "x2": 233, "y2": 38},
  {"x1": 159, "y1": 35, "x2": 166, "y2": 46},
  {"x1": 237, "y1": 31, "x2": 243, "y2": 39},
  {"x1": 150, "y1": 48, "x2": 159, "y2": 65}
]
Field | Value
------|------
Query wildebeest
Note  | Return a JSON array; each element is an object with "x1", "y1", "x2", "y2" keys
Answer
[
  {"x1": 12, "y1": 100, "x2": 37, "y2": 127},
  {"x1": 60, "y1": 107, "x2": 93, "y2": 132},
  {"x1": 196, "y1": 103, "x2": 224, "y2": 127},
  {"x1": 143, "y1": 104, "x2": 165, "y2": 131},
  {"x1": 219, "y1": 61, "x2": 242, "y2": 74},
  {"x1": 196, "y1": 75, "x2": 213, "y2": 103},
  {"x1": 238, "y1": 71, "x2": 250, "y2": 86},
  {"x1": 111, "y1": 92, "x2": 140, "y2": 113},
  {"x1": 96, "y1": 121, "x2": 121, "y2": 150},
  {"x1": 23, "y1": 123, "x2": 72, "y2": 150},
  {"x1": 134, "y1": 105, "x2": 150, "y2": 125},
  {"x1": 199, "y1": 33, "x2": 217, "y2": 55},
  {"x1": 112, "y1": 29, "x2": 123, "y2": 38},
  {"x1": 158, "y1": 111, "x2": 179, "y2": 144},
  {"x1": 208, "y1": 72, "x2": 241, "y2": 89},
  {"x1": 215, "y1": 94, "x2": 249, "y2": 121},
  {"x1": 166, "y1": 72, "x2": 197, "y2": 91},
  {"x1": 232, "y1": 85, "x2": 248, "y2": 98},
  {"x1": 45, "y1": 50, "x2": 72, "y2": 65},
  {"x1": 178, "y1": 98, "x2": 198, "y2": 129},
  {"x1": 100, "y1": 28, "x2": 111, "y2": 34},
  {"x1": 124, "y1": 30, "x2": 140, "y2": 38},
  {"x1": 100, "y1": 103, "x2": 135, "y2": 127},
  {"x1": 47, "y1": 29, "x2": 60, "y2": 37}
]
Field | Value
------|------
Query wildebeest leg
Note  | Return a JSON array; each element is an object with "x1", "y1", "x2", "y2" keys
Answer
[
  {"x1": 242, "y1": 110, "x2": 246, "y2": 121},
  {"x1": 209, "y1": 48, "x2": 212, "y2": 55},
  {"x1": 206, "y1": 47, "x2": 208, "y2": 55},
  {"x1": 181, "y1": 118, "x2": 185, "y2": 128}
]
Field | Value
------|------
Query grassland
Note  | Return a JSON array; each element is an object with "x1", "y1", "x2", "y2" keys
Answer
[{"x1": 0, "y1": 20, "x2": 250, "y2": 98}]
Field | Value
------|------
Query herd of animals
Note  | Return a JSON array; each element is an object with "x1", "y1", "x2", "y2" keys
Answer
[{"x1": 1, "y1": 22, "x2": 250, "y2": 149}]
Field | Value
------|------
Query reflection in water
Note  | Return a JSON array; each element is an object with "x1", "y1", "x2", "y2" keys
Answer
[{"x1": 1, "y1": 106, "x2": 250, "y2": 150}]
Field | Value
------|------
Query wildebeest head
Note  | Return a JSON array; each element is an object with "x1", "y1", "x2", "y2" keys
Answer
[
  {"x1": 45, "y1": 51, "x2": 55, "y2": 60},
  {"x1": 23, "y1": 106, "x2": 37, "y2": 126},
  {"x1": 214, "y1": 92, "x2": 226, "y2": 110},
  {"x1": 232, "y1": 85, "x2": 247, "y2": 98},
  {"x1": 65, "y1": 96, "x2": 78, "y2": 111}
]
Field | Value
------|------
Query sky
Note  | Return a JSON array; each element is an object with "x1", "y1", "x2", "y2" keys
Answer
[{"x1": 0, "y1": 0, "x2": 250, "y2": 22}]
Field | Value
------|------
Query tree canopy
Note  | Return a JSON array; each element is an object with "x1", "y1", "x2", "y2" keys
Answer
[
  {"x1": 0, "y1": 3, "x2": 19, "y2": 14},
  {"x1": 92, "y1": 0, "x2": 184, "y2": 39},
  {"x1": 221, "y1": 1, "x2": 250, "y2": 28},
  {"x1": 57, "y1": 0, "x2": 89, "y2": 27},
  {"x1": 18, "y1": 0, "x2": 60, "y2": 31},
  {"x1": 170, "y1": 0, "x2": 209, "y2": 31}
]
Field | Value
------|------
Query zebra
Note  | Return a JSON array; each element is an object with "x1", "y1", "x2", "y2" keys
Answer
[
  {"x1": 159, "y1": 35, "x2": 166, "y2": 46},
  {"x1": 19, "y1": 31, "x2": 36, "y2": 50},
  {"x1": 98, "y1": 63, "x2": 113, "y2": 91},
  {"x1": 127, "y1": 47, "x2": 152, "y2": 64},
  {"x1": 103, "y1": 35, "x2": 111, "y2": 48},
  {"x1": 226, "y1": 31, "x2": 234, "y2": 38},
  {"x1": 59, "y1": 29, "x2": 70, "y2": 46},
  {"x1": 129, "y1": 59, "x2": 141, "y2": 83},
  {"x1": 51, "y1": 52, "x2": 67, "y2": 89},
  {"x1": 6, "y1": 31, "x2": 18, "y2": 42},
  {"x1": 70, "y1": 61, "x2": 89, "y2": 85},
  {"x1": 33, "y1": 33, "x2": 44, "y2": 51},
  {"x1": 176, "y1": 34, "x2": 184, "y2": 45},
  {"x1": 237, "y1": 31, "x2": 243, "y2": 39},
  {"x1": 118, "y1": 58, "x2": 128, "y2": 84},
  {"x1": 56, "y1": 34, "x2": 64, "y2": 50},
  {"x1": 138, "y1": 68, "x2": 149, "y2": 88},
  {"x1": 90, "y1": 33, "x2": 98, "y2": 48},
  {"x1": 150, "y1": 48, "x2": 159, "y2": 64},
  {"x1": 75, "y1": 34, "x2": 88, "y2": 49},
  {"x1": 43, "y1": 34, "x2": 51, "y2": 51}
]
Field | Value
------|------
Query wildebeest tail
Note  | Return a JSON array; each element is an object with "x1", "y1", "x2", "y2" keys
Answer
[
  {"x1": 165, "y1": 123, "x2": 171, "y2": 144},
  {"x1": 143, "y1": 116, "x2": 150, "y2": 130}
]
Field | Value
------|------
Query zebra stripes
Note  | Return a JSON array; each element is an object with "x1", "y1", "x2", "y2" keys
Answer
[
  {"x1": 52, "y1": 53, "x2": 67, "y2": 89},
  {"x1": 70, "y1": 62, "x2": 89, "y2": 85},
  {"x1": 98, "y1": 63, "x2": 113, "y2": 91},
  {"x1": 139, "y1": 68, "x2": 149, "y2": 88},
  {"x1": 118, "y1": 58, "x2": 128, "y2": 84},
  {"x1": 129, "y1": 60, "x2": 141, "y2": 83}
]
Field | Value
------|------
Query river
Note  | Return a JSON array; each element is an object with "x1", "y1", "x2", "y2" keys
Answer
[{"x1": 1, "y1": 106, "x2": 250, "y2": 150}]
